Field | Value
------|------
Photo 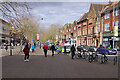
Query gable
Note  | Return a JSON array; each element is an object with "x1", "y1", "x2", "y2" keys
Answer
[{"x1": 88, "y1": 4, "x2": 95, "y2": 19}]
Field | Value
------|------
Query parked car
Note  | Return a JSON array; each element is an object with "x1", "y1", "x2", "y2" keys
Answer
[
  {"x1": 97, "y1": 46, "x2": 117, "y2": 55},
  {"x1": 77, "y1": 45, "x2": 89, "y2": 52},
  {"x1": 56, "y1": 46, "x2": 62, "y2": 54},
  {"x1": 62, "y1": 45, "x2": 71, "y2": 53},
  {"x1": 88, "y1": 46, "x2": 97, "y2": 52}
]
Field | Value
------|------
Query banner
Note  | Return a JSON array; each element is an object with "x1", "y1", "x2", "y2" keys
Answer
[
  {"x1": 37, "y1": 34, "x2": 39, "y2": 40},
  {"x1": 114, "y1": 26, "x2": 118, "y2": 37}
]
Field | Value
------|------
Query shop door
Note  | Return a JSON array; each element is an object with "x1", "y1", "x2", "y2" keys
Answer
[{"x1": 110, "y1": 40, "x2": 113, "y2": 48}]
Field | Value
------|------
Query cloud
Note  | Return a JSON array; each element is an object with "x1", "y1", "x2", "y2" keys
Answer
[{"x1": 30, "y1": 2, "x2": 90, "y2": 27}]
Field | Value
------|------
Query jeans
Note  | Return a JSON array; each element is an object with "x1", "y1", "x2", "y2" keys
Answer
[{"x1": 24, "y1": 54, "x2": 29, "y2": 60}]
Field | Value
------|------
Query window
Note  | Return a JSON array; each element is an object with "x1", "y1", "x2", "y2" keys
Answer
[
  {"x1": 95, "y1": 26, "x2": 99, "y2": 33},
  {"x1": 89, "y1": 19, "x2": 92, "y2": 24},
  {"x1": 105, "y1": 12, "x2": 110, "y2": 19},
  {"x1": 74, "y1": 27, "x2": 76, "y2": 30},
  {"x1": 115, "y1": 21, "x2": 119, "y2": 26},
  {"x1": 67, "y1": 30, "x2": 68, "y2": 32},
  {"x1": 116, "y1": 8, "x2": 119, "y2": 16},
  {"x1": 83, "y1": 29, "x2": 84, "y2": 35},
  {"x1": 97, "y1": 26, "x2": 99, "y2": 33},
  {"x1": 88, "y1": 27, "x2": 90, "y2": 34},
  {"x1": 105, "y1": 23, "x2": 110, "y2": 31},
  {"x1": 69, "y1": 29, "x2": 71, "y2": 31}
]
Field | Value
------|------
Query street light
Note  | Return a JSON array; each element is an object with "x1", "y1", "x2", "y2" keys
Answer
[
  {"x1": 9, "y1": 30, "x2": 12, "y2": 56},
  {"x1": 113, "y1": 1, "x2": 115, "y2": 49}
]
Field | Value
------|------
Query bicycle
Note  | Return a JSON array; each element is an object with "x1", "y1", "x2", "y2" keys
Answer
[
  {"x1": 88, "y1": 51, "x2": 98, "y2": 63},
  {"x1": 100, "y1": 54, "x2": 108, "y2": 64},
  {"x1": 75, "y1": 51, "x2": 82, "y2": 59}
]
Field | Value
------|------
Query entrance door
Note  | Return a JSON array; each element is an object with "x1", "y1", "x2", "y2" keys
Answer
[{"x1": 96, "y1": 40, "x2": 98, "y2": 47}]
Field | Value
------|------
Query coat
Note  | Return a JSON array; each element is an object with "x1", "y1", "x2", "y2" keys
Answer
[
  {"x1": 32, "y1": 45, "x2": 35, "y2": 49},
  {"x1": 23, "y1": 46, "x2": 29, "y2": 54},
  {"x1": 71, "y1": 46, "x2": 75, "y2": 55},
  {"x1": 50, "y1": 45, "x2": 55, "y2": 51}
]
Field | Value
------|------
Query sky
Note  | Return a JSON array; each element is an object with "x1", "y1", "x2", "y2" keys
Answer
[{"x1": 29, "y1": 2, "x2": 108, "y2": 28}]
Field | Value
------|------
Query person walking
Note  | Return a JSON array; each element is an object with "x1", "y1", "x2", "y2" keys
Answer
[
  {"x1": 32, "y1": 44, "x2": 35, "y2": 53},
  {"x1": 5, "y1": 44, "x2": 8, "y2": 52},
  {"x1": 23, "y1": 44, "x2": 30, "y2": 62},
  {"x1": 70, "y1": 45, "x2": 76, "y2": 59},
  {"x1": 50, "y1": 44, "x2": 56, "y2": 56},
  {"x1": 43, "y1": 43, "x2": 48, "y2": 57}
]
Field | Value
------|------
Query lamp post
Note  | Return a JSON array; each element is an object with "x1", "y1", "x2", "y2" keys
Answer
[
  {"x1": 113, "y1": 1, "x2": 115, "y2": 49},
  {"x1": 9, "y1": 30, "x2": 12, "y2": 56}
]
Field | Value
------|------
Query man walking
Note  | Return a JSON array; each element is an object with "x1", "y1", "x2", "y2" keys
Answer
[
  {"x1": 70, "y1": 45, "x2": 76, "y2": 59},
  {"x1": 43, "y1": 43, "x2": 48, "y2": 57},
  {"x1": 50, "y1": 44, "x2": 55, "y2": 56},
  {"x1": 5, "y1": 44, "x2": 8, "y2": 52}
]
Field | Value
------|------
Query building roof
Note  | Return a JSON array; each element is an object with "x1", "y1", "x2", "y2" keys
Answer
[
  {"x1": 91, "y1": 3, "x2": 108, "y2": 15},
  {"x1": 77, "y1": 12, "x2": 88, "y2": 23},
  {"x1": 102, "y1": 1, "x2": 120, "y2": 13},
  {"x1": 0, "y1": 18, "x2": 11, "y2": 25}
]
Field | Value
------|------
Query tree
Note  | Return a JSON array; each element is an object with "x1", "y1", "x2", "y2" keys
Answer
[{"x1": 39, "y1": 23, "x2": 63, "y2": 42}]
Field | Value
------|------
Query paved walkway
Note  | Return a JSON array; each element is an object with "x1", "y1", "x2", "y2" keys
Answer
[{"x1": 2, "y1": 47, "x2": 118, "y2": 78}]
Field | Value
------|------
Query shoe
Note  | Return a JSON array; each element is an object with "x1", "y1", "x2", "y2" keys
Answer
[
  {"x1": 26, "y1": 59, "x2": 29, "y2": 61},
  {"x1": 24, "y1": 60, "x2": 27, "y2": 62}
]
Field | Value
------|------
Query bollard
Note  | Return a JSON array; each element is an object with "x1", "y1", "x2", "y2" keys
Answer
[{"x1": 114, "y1": 56, "x2": 117, "y2": 65}]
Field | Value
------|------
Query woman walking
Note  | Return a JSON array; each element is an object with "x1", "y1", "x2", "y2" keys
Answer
[
  {"x1": 43, "y1": 43, "x2": 48, "y2": 57},
  {"x1": 32, "y1": 44, "x2": 35, "y2": 53},
  {"x1": 23, "y1": 44, "x2": 30, "y2": 62}
]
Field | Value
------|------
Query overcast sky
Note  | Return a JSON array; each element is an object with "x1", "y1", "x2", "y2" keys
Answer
[{"x1": 29, "y1": 2, "x2": 108, "y2": 28}]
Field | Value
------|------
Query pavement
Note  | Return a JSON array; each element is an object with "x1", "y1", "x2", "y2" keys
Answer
[{"x1": 2, "y1": 46, "x2": 118, "y2": 78}]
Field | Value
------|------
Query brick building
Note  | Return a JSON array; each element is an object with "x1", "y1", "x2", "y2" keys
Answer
[
  {"x1": 77, "y1": 12, "x2": 88, "y2": 46},
  {"x1": 101, "y1": 1, "x2": 120, "y2": 49},
  {"x1": 0, "y1": 19, "x2": 11, "y2": 45},
  {"x1": 87, "y1": 3, "x2": 107, "y2": 47}
]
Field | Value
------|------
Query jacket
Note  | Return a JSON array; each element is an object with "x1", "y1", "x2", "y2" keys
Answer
[
  {"x1": 43, "y1": 45, "x2": 47, "y2": 50},
  {"x1": 23, "y1": 46, "x2": 29, "y2": 54}
]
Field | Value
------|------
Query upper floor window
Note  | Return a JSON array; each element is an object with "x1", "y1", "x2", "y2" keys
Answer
[
  {"x1": 74, "y1": 27, "x2": 76, "y2": 30},
  {"x1": 94, "y1": 26, "x2": 99, "y2": 33},
  {"x1": 97, "y1": 26, "x2": 99, "y2": 33},
  {"x1": 69, "y1": 29, "x2": 71, "y2": 31},
  {"x1": 105, "y1": 23, "x2": 110, "y2": 31},
  {"x1": 89, "y1": 19, "x2": 92, "y2": 24},
  {"x1": 105, "y1": 12, "x2": 110, "y2": 19},
  {"x1": 115, "y1": 21, "x2": 119, "y2": 26},
  {"x1": 116, "y1": 8, "x2": 119, "y2": 16}
]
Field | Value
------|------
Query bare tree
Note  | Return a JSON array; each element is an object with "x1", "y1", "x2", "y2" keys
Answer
[
  {"x1": 39, "y1": 23, "x2": 63, "y2": 42},
  {"x1": 0, "y1": 2, "x2": 31, "y2": 28}
]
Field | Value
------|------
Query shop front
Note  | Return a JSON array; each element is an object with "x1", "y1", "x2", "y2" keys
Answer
[{"x1": 103, "y1": 32, "x2": 120, "y2": 50}]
